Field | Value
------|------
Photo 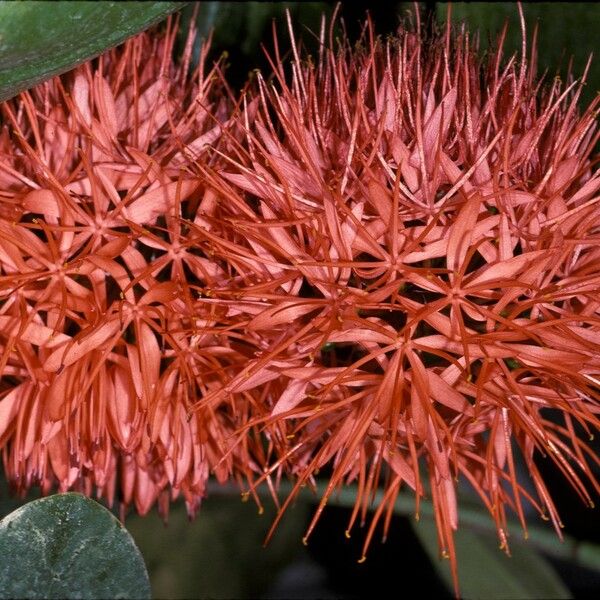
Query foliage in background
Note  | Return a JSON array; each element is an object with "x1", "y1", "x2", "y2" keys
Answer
[
  {"x1": 414, "y1": 516, "x2": 570, "y2": 599},
  {"x1": 125, "y1": 490, "x2": 310, "y2": 599},
  {"x1": 180, "y1": 2, "x2": 600, "y2": 107},
  {"x1": 439, "y1": 2, "x2": 600, "y2": 108}
]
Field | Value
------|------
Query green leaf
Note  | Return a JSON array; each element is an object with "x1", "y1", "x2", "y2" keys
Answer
[
  {"x1": 0, "y1": 1, "x2": 188, "y2": 103},
  {"x1": 412, "y1": 516, "x2": 571, "y2": 599},
  {"x1": 0, "y1": 492, "x2": 150, "y2": 600}
]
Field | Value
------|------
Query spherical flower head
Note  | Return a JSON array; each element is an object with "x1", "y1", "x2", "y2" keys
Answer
[{"x1": 191, "y1": 7, "x2": 600, "y2": 593}]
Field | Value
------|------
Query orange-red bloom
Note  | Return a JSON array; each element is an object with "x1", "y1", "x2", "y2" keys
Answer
[
  {"x1": 191, "y1": 8, "x2": 600, "y2": 590},
  {"x1": 0, "y1": 16, "x2": 249, "y2": 518},
  {"x1": 0, "y1": 7, "x2": 599, "y2": 593}
]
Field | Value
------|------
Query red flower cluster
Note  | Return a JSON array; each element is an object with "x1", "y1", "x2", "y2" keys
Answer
[
  {"x1": 0, "y1": 18, "x2": 238, "y2": 517},
  {"x1": 1, "y1": 8, "x2": 599, "y2": 589}
]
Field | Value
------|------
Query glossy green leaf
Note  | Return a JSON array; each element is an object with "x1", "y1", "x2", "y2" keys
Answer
[
  {"x1": 0, "y1": 493, "x2": 150, "y2": 600},
  {"x1": 412, "y1": 516, "x2": 571, "y2": 599},
  {"x1": 0, "y1": 1, "x2": 188, "y2": 103}
]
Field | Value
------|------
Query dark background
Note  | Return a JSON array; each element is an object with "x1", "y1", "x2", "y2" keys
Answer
[{"x1": 183, "y1": 2, "x2": 599, "y2": 108}]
